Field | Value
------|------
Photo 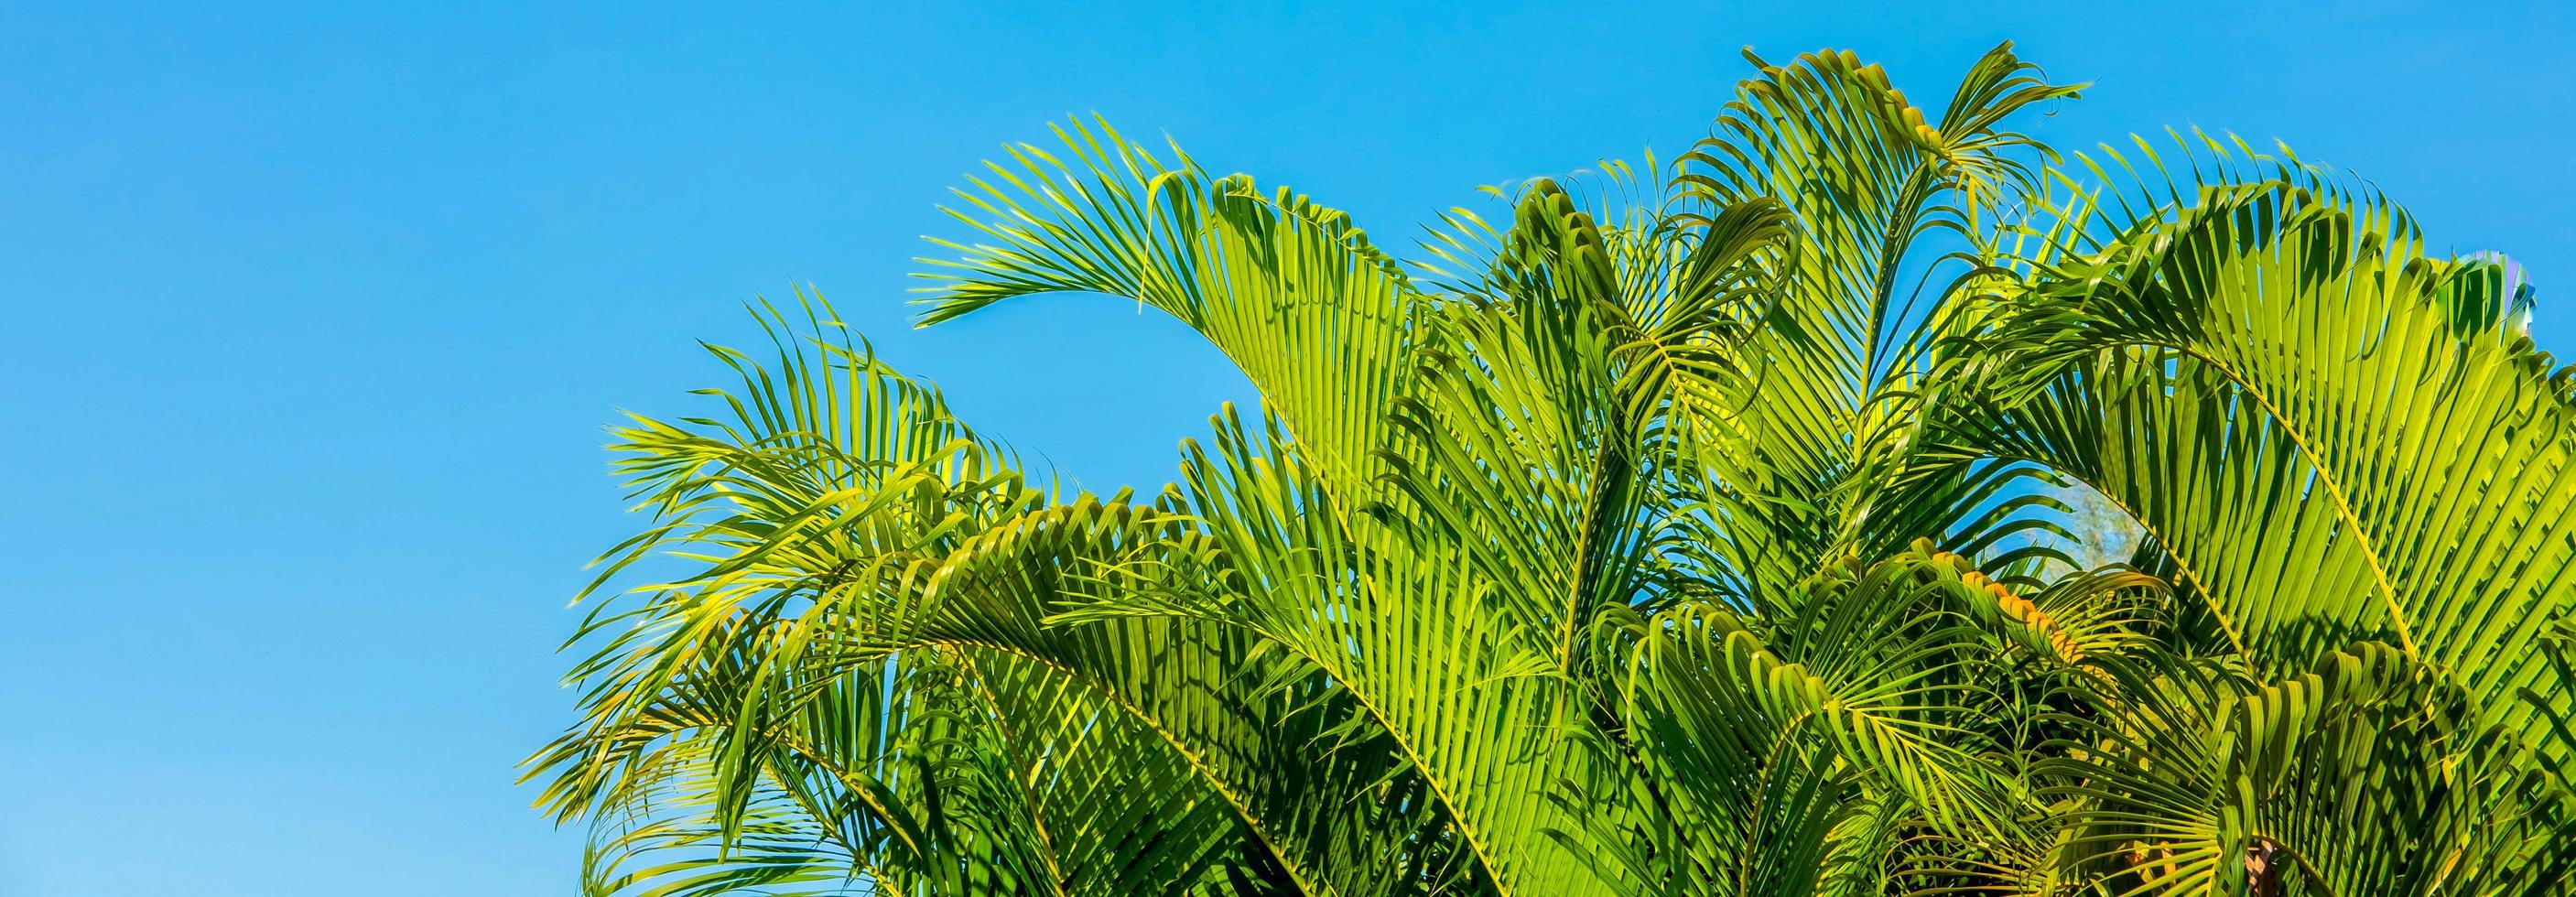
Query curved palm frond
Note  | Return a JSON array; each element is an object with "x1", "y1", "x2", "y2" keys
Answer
[
  {"x1": 917, "y1": 119, "x2": 1424, "y2": 503},
  {"x1": 1949, "y1": 135, "x2": 2576, "y2": 748}
]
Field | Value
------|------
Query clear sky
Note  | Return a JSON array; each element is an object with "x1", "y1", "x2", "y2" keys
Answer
[{"x1": 5, "y1": 2, "x2": 2571, "y2": 893}]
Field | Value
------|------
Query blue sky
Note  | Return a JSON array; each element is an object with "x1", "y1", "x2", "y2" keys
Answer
[{"x1": 4, "y1": 2, "x2": 2571, "y2": 893}]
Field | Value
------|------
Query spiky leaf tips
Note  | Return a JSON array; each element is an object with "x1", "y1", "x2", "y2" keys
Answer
[{"x1": 535, "y1": 44, "x2": 2576, "y2": 897}]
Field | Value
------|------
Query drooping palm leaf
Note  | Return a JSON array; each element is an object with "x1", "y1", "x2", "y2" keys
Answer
[{"x1": 1950, "y1": 139, "x2": 2576, "y2": 748}]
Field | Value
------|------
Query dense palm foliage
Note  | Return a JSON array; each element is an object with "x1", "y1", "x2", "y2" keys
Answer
[{"x1": 531, "y1": 44, "x2": 2576, "y2": 895}]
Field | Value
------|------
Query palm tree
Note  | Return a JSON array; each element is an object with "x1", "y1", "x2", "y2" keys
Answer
[{"x1": 529, "y1": 43, "x2": 2576, "y2": 896}]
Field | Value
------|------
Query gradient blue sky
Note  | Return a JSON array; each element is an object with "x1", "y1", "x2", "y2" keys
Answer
[{"x1": 5, "y1": 2, "x2": 2571, "y2": 893}]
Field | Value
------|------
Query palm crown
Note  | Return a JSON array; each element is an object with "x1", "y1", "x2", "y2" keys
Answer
[{"x1": 530, "y1": 43, "x2": 2576, "y2": 896}]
